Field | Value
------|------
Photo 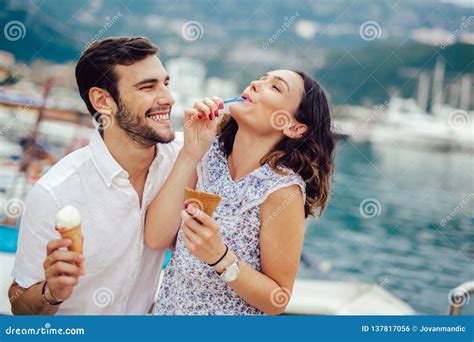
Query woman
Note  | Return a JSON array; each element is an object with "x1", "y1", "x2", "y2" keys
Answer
[{"x1": 145, "y1": 70, "x2": 335, "y2": 315}]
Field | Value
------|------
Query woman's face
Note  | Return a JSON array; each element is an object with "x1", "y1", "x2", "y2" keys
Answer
[{"x1": 230, "y1": 70, "x2": 305, "y2": 137}]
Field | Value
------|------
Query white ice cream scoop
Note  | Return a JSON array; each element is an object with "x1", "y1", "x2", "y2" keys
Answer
[{"x1": 55, "y1": 205, "x2": 81, "y2": 229}]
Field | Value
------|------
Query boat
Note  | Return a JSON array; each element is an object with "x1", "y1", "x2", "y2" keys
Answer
[
  {"x1": 367, "y1": 97, "x2": 473, "y2": 152},
  {"x1": 344, "y1": 57, "x2": 473, "y2": 152}
]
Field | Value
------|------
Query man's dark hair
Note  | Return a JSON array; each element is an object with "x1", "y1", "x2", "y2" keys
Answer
[{"x1": 75, "y1": 36, "x2": 159, "y2": 121}]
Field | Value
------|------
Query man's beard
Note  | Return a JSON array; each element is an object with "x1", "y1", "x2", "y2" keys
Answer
[{"x1": 114, "y1": 99, "x2": 175, "y2": 147}]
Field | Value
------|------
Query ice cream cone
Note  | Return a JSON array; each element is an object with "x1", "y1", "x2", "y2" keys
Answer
[
  {"x1": 184, "y1": 187, "x2": 221, "y2": 218},
  {"x1": 55, "y1": 205, "x2": 83, "y2": 271},
  {"x1": 56, "y1": 224, "x2": 84, "y2": 270}
]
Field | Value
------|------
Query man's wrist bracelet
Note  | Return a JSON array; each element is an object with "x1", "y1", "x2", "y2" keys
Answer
[{"x1": 41, "y1": 281, "x2": 63, "y2": 306}]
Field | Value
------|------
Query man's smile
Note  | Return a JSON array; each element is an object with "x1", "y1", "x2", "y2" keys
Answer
[{"x1": 147, "y1": 112, "x2": 170, "y2": 122}]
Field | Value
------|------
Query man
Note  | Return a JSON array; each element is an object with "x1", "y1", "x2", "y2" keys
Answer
[{"x1": 8, "y1": 36, "x2": 209, "y2": 314}]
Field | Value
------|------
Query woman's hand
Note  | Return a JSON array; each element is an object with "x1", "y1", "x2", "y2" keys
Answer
[
  {"x1": 182, "y1": 97, "x2": 223, "y2": 164},
  {"x1": 180, "y1": 204, "x2": 226, "y2": 265}
]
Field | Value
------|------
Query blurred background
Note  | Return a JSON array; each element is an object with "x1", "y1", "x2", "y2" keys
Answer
[{"x1": 0, "y1": 0, "x2": 473, "y2": 315}]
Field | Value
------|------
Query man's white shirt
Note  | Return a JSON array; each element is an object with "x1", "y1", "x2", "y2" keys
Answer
[{"x1": 12, "y1": 129, "x2": 183, "y2": 314}]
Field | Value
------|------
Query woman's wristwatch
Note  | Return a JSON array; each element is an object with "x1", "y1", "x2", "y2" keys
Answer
[{"x1": 218, "y1": 257, "x2": 240, "y2": 282}]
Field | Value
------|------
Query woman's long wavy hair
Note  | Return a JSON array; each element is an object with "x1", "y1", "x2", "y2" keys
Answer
[{"x1": 218, "y1": 71, "x2": 335, "y2": 218}]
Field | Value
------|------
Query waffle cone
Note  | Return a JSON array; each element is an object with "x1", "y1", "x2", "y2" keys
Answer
[
  {"x1": 56, "y1": 224, "x2": 84, "y2": 271},
  {"x1": 184, "y1": 187, "x2": 221, "y2": 217}
]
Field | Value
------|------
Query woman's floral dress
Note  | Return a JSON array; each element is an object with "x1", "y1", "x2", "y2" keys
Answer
[{"x1": 154, "y1": 138, "x2": 306, "y2": 315}]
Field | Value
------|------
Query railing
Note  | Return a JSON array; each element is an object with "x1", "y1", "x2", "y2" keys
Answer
[{"x1": 449, "y1": 281, "x2": 474, "y2": 315}]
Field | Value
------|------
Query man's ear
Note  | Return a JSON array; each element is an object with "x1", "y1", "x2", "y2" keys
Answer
[
  {"x1": 88, "y1": 87, "x2": 117, "y2": 117},
  {"x1": 283, "y1": 121, "x2": 307, "y2": 139}
]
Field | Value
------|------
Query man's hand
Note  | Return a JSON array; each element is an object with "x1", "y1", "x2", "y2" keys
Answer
[
  {"x1": 182, "y1": 96, "x2": 223, "y2": 164},
  {"x1": 43, "y1": 238, "x2": 84, "y2": 302}
]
